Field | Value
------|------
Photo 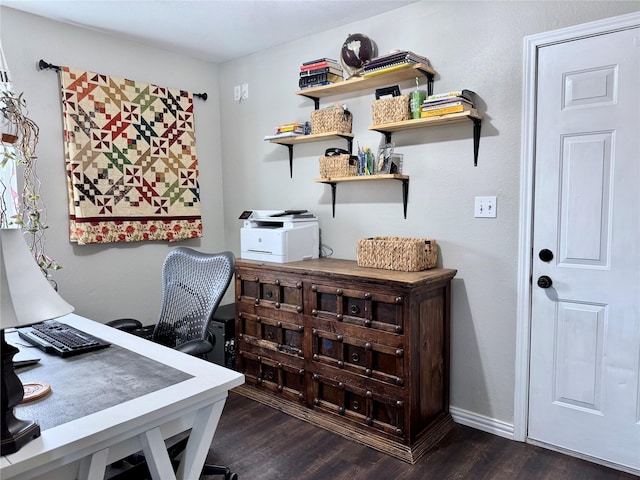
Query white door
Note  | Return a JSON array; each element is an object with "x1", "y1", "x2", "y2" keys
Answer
[{"x1": 528, "y1": 25, "x2": 640, "y2": 471}]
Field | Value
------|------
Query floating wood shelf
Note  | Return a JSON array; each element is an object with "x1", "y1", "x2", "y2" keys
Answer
[
  {"x1": 369, "y1": 109, "x2": 483, "y2": 166},
  {"x1": 269, "y1": 132, "x2": 354, "y2": 177},
  {"x1": 296, "y1": 63, "x2": 437, "y2": 109}
]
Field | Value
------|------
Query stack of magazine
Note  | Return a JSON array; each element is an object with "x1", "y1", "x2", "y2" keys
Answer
[{"x1": 363, "y1": 50, "x2": 431, "y2": 77}]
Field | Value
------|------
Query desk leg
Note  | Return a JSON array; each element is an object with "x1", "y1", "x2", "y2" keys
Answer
[
  {"x1": 175, "y1": 397, "x2": 226, "y2": 480},
  {"x1": 139, "y1": 427, "x2": 177, "y2": 480},
  {"x1": 77, "y1": 448, "x2": 109, "y2": 480}
]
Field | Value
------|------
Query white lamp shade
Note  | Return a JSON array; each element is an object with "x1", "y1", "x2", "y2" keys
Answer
[{"x1": 1, "y1": 228, "x2": 74, "y2": 329}]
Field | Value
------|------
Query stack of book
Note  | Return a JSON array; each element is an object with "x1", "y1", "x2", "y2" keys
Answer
[
  {"x1": 263, "y1": 122, "x2": 309, "y2": 141},
  {"x1": 299, "y1": 58, "x2": 344, "y2": 89},
  {"x1": 420, "y1": 89, "x2": 476, "y2": 118},
  {"x1": 363, "y1": 50, "x2": 431, "y2": 77}
]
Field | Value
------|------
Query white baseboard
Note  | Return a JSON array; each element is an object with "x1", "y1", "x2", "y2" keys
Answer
[{"x1": 449, "y1": 406, "x2": 514, "y2": 440}]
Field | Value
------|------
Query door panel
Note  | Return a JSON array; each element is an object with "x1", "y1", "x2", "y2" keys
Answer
[{"x1": 528, "y1": 25, "x2": 640, "y2": 471}]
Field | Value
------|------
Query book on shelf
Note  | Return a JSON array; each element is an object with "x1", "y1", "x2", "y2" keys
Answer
[
  {"x1": 421, "y1": 99, "x2": 473, "y2": 111},
  {"x1": 264, "y1": 131, "x2": 305, "y2": 141},
  {"x1": 299, "y1": 72, "x2": 343, "y2": 87},
  {"x1": 300, "y1": 66, "x2": 343, "y2": 77},
  {"x1": 300, "y1": 60, "x2": 341, "y2": 72},
  {"x1": 302, "y1": 57, "x2": 337, "y2": 66},
  {"x1": 364, "y1": 50, "x2": 431, "y2": 71},
  {"x1": 420, "y1": 103, "x2": 474, "y2": 117},
  {"x1": 362, "y1": 62, "x2": 417, "y2": 77},
  {"x1": 426, "y1": 89, "x2": 475, "y2": 103},
  {"x1": 421, "y1": 96, "x2": 474, "y2": 108}
]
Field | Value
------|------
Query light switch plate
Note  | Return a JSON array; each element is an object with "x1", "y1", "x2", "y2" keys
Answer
[
  {"x1": 233, "y1": 85, "x2": 241, "y2": 101},
  {"x1": 474, "y1": 196, "x2": 497, "y2": 218}
]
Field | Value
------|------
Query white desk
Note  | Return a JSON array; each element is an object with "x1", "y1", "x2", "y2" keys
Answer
[{"x1": 0, "y1": 313, "x2": 245, "y2": 480}]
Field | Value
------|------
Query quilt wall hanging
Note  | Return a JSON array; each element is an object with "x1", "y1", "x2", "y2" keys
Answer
[{"x1": 59, "y1": 66, "x2": 202, "y2": 245}]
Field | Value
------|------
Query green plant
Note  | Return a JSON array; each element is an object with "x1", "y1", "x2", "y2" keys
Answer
[{"x1": 1, "y1": 89, "x2": 61, "y2": 281}]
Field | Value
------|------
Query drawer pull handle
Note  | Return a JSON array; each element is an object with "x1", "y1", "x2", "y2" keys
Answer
[
  {"x1": 352, "y1": 401, "x2": 360, "y2": 411},
  {"x1": 266, "y1": 291, "x2": 273, "y2": 298},
  {"x1": 267, "y1": 332, "x2": 274, "y2": 340},
  {"x1": 266, "y1": 371, "x2": 274, "y2": 381},
  {"x1": 351, "y1": 353, "x2": 360, "y2": 363},
  {"x1": 350, "y1": 305, "x2": 360, "y2": 315}
]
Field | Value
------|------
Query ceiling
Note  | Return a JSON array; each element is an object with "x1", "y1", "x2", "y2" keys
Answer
[{"x1": 2, "y1": 0, "x2": 418, "y2": 63}]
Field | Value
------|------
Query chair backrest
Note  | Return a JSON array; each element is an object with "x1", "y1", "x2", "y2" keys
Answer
[{"x1": 152, "y1": 247, "x2": 235, "y2": 349}]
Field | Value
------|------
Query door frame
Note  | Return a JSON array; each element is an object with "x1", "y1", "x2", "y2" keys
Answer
[{"x1": 514, "y1": 11, "x2": 640, "y2": 444}]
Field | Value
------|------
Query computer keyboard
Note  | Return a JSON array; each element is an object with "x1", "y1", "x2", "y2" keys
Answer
[{"x1": 18, "y1": 320, "x2": 111, "y2": 358}]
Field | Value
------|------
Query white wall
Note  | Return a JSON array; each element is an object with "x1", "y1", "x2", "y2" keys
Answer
[
  {"x1": 2, "y1": 0, "x2": 638, "y2": 431},
  {"x1": 1, "y1": 7, "x2": 224, "y2": 325},
  {"x1": 217, "y1": 1, "x2": 639, "y2": 427}
]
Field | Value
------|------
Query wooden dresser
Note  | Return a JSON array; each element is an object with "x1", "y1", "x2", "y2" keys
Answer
[{"x1": 233, "y1": 258, "x2": 456, "y2": 463}]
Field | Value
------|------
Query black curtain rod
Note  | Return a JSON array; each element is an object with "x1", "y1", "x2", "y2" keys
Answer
[{"x1": 37, "y1": 59, "x2": 208, "y2": 101}]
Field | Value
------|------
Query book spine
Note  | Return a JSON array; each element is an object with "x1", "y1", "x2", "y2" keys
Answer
[
  {"x1": 303, "y1": 57, "x2": 337, "y2": 66},
  {"x1": 300, "y1": 66, "x2": 343, "y2": 77},
  {"x1": 421, "y1": 105, "x2": 471, "y2": 117},
  {"x1": 427, "y1": 89, "x2": 474, "y2": 102},
  {"x1": 421, "y1": 100, "x2": 472, "y2": 111},
  {"x1": 299, "y1": 73, "x2": 342, "y2": 87},
  {"x1": 300, "y1": 61, "x2": 341, "y2": 72}
]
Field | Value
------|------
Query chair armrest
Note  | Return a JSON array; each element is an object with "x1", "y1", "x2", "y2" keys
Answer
[
  {"x1": 106, "y1": 318, "x2": 144, "y2": 332},
  {"x1": 174, "y1": 339, "x2": 213, "y2": 357}
]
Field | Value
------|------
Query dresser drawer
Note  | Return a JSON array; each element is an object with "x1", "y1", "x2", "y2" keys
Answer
[
  {"x1": 311, "y1": 372, "x2": 405, "y2": 438},
  {"x1": 309, "y1": 283, "x2": 404, "y2": 334},
  {"x1": 311, "y1": 328, "x2": 404, "y2": 387},
  {"x1": 239, "y1": 350, "x2": 305, "y2": 403},
  {"x1": 236, "y1": 269, "x2": 303, "y2": 314},
  {"x1": 238, "y1": 310, "x2": 304, "y2": 357}
]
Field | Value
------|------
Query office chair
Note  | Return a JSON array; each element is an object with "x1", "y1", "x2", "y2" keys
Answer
[{"x1": 107, "y1": 246, "x2": 238, "y2": 480}]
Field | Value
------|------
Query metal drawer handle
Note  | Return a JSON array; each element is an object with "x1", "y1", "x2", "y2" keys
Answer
[
  {"x1": 350, "y1": 305, "x2": 360, "y2": 315},
  {"x1": 351, "y1": 353, "x2": 360, "y2": 363}
]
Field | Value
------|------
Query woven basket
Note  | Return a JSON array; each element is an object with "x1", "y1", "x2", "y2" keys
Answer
[
  {"x1": 319, "y1": 153, "x2": 357, "y2": 178},
  {"x1": 371, "y1": 95, "x2": 410, "y2": 125},
  {"x1": 311, "y1": 107, "x2": 352, "y2": 134},
  {"x1": 356, "y1": 237, "x2": 437, "y2": 271}
]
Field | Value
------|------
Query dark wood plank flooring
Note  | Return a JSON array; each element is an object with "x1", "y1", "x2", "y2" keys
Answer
[{"x1": 205, "y1": 391, "x2": 637, "y2": 480}]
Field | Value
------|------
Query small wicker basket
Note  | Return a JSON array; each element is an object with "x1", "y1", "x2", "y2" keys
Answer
[
  {"x1": 319, "y1": 153, "x2": 357, "y2": 178},
  {"x1": 311, "y1": 107, "x2": 352, "y2": 134},
  {"x1": 357, "y1": 237, "x2": 437, "y2": 271},
  {"x1": 371, "y1": 95, "x2": 410, "y2": 125}
]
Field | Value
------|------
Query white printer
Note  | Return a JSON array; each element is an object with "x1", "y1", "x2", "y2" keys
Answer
[{"x1": 240, "y1": 210, "x2": 319, "y2": 263}]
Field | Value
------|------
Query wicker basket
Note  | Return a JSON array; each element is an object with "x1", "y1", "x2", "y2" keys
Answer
[
  {"x1": 371, "y1": 95, "x2": 410, "y2": 125},
  {"x1": 356, "y1": 237, "x2": 437, "y2": 271},
  {"x1": 311, "y1": 107, "x2": 352, "y2": 134},
  {"x1": 319, "y1": 153, "x2": 357, "y2": 178}
]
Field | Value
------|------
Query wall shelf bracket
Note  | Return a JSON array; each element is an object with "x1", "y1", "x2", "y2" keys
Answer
[
  {"x1": 472, "y1": 117, "x2": 481, "y2": 167},
  {"x1": 317, "y1": 175, "x2": 409, "y2": 219}
]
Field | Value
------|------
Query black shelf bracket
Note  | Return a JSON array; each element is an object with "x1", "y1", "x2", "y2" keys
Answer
[
  {"x1": 472, "y1": 117, "x2": 482, "y2": 167},
  {"x1": 416, "y1": 69, "x2": 435, "y2": 96},
  {"x1": 275, "y1": 135, "x2": 353, "y2": 178},
  {"x1": 375, "y1": 116, "x2": 482, "y2": 167},
  {"x1": 320, "y1": 177, "x2": 409, "y2": 219},
  {"x1": 399, "y1": 177, "x2": 409, "y2": 219},
  {"x1": 299, "y1": 94, "x2": 321, "y2": 110}
]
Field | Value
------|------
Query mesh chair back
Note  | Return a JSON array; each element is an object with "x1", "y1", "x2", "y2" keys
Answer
[{"x1": 153, "y1": 247, "x2": 235, "y2": 349}]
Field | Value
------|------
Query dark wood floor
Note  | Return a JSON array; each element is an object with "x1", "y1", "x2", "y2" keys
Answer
[{"x1": 204, "y1": 391, "x2": 637, "y2": 480}]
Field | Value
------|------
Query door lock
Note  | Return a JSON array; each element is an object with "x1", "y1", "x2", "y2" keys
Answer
[
  {"x1": 538, "y1": 249, "x2": 554, "y2": 262},
  {"x1": 537, "y1": 275, "x2": 553, "y2": 289}
]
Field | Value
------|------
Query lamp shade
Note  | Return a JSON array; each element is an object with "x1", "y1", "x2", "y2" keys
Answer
[{"x1": 0, "y1": 228, "x2": 73, "y2": 329}]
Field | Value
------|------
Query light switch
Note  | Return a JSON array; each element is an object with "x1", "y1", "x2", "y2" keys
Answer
[{"x1": 474, "y1": 196, "x2": 497, "y2": 218}]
